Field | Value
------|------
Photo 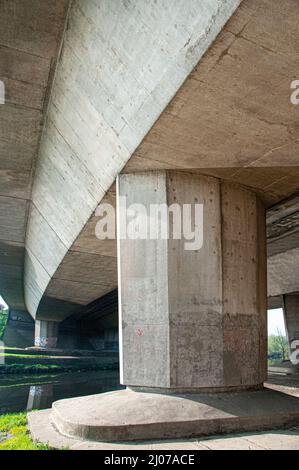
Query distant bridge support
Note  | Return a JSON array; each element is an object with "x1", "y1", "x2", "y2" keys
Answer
[
  {"x1": 34, "y1": 320, "x2": 59, "y2": 349},
  {"x1": 282, "y1": 294, "x2": 299, "y2": 364},
  {"x1": 3, "y1": 310, "x2": 34, "y2": 349}
]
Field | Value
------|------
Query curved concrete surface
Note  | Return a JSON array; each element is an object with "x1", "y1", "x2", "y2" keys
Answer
[
  {"x1": 24, "y1": 0, "x2": 242, "y2": 319},
  {"x1": 0, "y1": 0, "x2": 70, "y2": 310}
]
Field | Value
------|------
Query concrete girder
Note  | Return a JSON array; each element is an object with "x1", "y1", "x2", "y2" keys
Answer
[{"x1": 0, "y1": 0, "x2": 70, "y2": 309}]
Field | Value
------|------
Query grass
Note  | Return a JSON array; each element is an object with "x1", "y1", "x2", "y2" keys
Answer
[{"x1": 0, "y1": 412, "x2": 51, "y2": 450}]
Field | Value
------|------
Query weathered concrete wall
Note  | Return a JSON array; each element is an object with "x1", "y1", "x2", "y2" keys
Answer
[{"x1": 25, "y1": 0, "x2": 241, "y2": 319}]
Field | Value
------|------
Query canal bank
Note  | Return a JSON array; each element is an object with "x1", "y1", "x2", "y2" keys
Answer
[
  {"x1": 0, "y1": 349, "x2": 122, "y2": 449},
  {"x1": 0, "y1": 347, "x2": 119, "y2": 375},
  {"x1": 0, "y1": 369, "x2": 122, "y2": 414}
]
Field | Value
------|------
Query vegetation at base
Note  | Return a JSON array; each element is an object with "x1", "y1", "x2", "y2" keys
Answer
[
  {"x1": 0, "y1": 362, "x2": 119, "y2": 375},
  {"x1": 0, "y1": 308, "x2": 8, "y2": 340},
  {"x1": 0, "y1": 353, "x2": 51, "y2": 359},
  {"x1": 0, "y1": 364, "x2": 64, "y2": 374},
  {"x1": 0, "y1": 412, "x2": 51, "y2": 450},
  {"x1": 268, "y1": 329, "x2": 289, "y2": 365},
  {"x1": 0, "y1": 348, "x2": 119, "y2": 375}
]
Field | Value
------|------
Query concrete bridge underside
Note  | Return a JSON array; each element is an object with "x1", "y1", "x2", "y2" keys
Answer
[
  {"x1": 1, "y1": 0, "x2": 299, "y2": 442},
  {"x1": 1, "y1": 0, "x2": 298, "y2": 325}
]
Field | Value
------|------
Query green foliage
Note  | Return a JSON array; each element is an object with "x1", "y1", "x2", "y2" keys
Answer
[
  {"x1": 0, "y1": 412, "x2": 27, "y2": 430},
  {"x1": 0, "y1": 362, "x2": 118, "y2": 375},
  {"x1": 0, "y1": 412, "x2": 51, "y2": 450},
  {"x1": 0, "y1": 309, "x2": 8, "y2": 340},
  {"x1": 0, "y1": 364, "x2": 63, "y2": 374}
]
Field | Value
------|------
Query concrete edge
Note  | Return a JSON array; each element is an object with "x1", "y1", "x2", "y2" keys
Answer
[
  {"x1": 49, "y1": 389, "x2": 299, "y2": 443},
  {"x1": 27, "y1": 408, "x2": 299, "y2": 451}
]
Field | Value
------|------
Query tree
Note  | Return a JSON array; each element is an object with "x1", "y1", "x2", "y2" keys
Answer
[
  {"x1": 0, "y1": 303, "x2": 8, "y2": 341},
  {"x1": 268, "y1": 329, "x2": 289, "y2": 362}
]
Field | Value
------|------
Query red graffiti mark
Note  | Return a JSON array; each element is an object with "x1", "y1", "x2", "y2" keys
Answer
[{"x1": 136, "y1": 328, "x2": 144, "y2": 337}]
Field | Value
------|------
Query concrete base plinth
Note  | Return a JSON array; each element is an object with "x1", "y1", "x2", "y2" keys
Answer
[{"x1": 44, "y1": 388, "x2": 299, "y2": 443}]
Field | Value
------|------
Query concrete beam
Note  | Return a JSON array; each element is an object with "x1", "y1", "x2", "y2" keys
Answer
[
  {"x1": 268, "y1": 247, "x2": 299, "y2": 297},
  {"x1": 0, "y1": 0, "x2": 70, "y2": 310}
]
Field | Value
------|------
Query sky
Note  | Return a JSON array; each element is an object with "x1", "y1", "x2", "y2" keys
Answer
[
  {"x1": 268, "y1": 308, "x2": 286, "y2": 336},
  {"x1": 0, "y1": 295, "x2": 8, "y2": 309}
]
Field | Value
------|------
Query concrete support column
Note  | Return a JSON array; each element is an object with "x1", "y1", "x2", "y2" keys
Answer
[
  {"x1": 48, "y1": 172, "x2": 299, "y2": 443},
  {"x1": 27, "y1": 384, "x2": 54, "y2": 411},
  {"x1": 118, "y1": 171, "x2": 267, "y2": 391},
  {"x1": 2, "y1": 310, "x2": 34, "y2": 348},
  {"x1": 282, "y1": 294, "x2": 299, "y2": 364},
  {"x1": 34, "y1": 320, "x2": 59, "y2": 349}
]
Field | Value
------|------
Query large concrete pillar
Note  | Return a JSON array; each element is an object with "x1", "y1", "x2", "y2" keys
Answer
[
  {"x1": 49, "y1": 172, "x2": 299, "y2": 441},
  {"x1": 282, "y1": 294, "x2": 299, "y2": 364},
  {"x1": 118, "y1": 171, "x2": 267, "y2": 391},
  {"x1": 34, "y1": 320, "x2": 59, "y2": 349}
]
